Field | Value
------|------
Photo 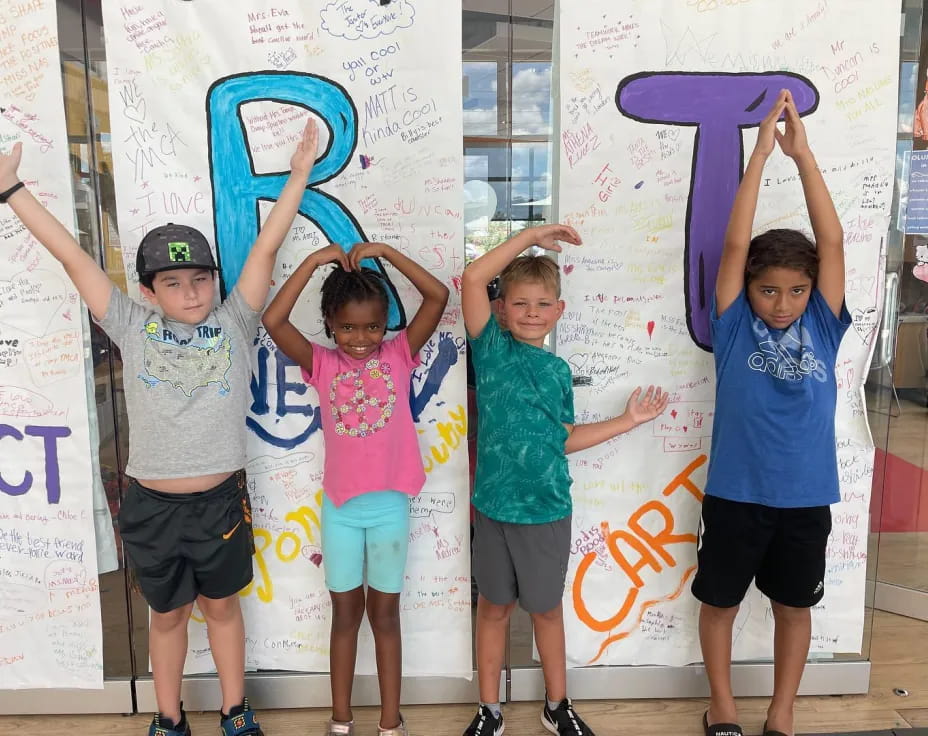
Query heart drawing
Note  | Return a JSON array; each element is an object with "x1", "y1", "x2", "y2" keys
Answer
[{"x1": 852, "y1": 306, "x2": 879, "y2": 345}]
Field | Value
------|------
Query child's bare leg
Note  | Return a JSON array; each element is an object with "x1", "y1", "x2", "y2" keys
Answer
[
  {"x1": 699, "y1": 602, "x2": 739, "y2": 724},
  {"x1": 531, "y1": 602, "x2": 567, "y2": 702},
  {"x1": 198, "y1": 594, "x2": 246, "y2": 713},
  {"x1": 476, "y1": 594, "x2": 515, "y2": 704},
  {"x1": 367, "y1": 589, "x2": 403, "y2": 729},
  {"x1": 150, "y1": 602, "x2": 195, "y2": 723},
  {"x1": 330, "y1": 587, "x2": 366, "y2": 723},
  {"x1": 766, "y1": 602, "x2": 811, "y2": 735}
]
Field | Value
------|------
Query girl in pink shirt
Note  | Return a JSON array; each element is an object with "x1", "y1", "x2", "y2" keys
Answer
[{"x1": 263, "y1": 242, "x2": 448, "y2": 736}]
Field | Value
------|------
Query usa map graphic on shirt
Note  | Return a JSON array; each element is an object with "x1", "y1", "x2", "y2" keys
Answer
[{"x1": 139, "y1": 321, "x2": 233, "y2": 396}]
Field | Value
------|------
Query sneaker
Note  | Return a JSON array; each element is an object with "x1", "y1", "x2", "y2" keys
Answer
[
  {"x1": 463, "y1": 705, "x2": 504, "y2": 736},
  {"x1": 220, "y1": 698, "x2": 263, "y2": 736},
  {"x1": 541, "y1": 698, "x2": 595, "y2": 736},
  {"x1": 325, "y1": 719, "x2": 355, "y2": 735},
  {"x1": 148, "y1": 704, "x2": 191, "y2": 736},
  {"x1": 378, "y1": 714, "x2": 409, "y2": 736}
]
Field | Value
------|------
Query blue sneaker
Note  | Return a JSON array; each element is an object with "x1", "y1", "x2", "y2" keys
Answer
[
  {"x1": 148, "y1": 704, "x2": 191, "y2": 736},
  {"x1": 220, "y1": 698, "x2": 263, "y2": 736}
]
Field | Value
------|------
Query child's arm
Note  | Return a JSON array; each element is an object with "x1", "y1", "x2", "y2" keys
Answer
[
  {"x1": 236, "y1": 119, "x2": 319, "y2": 312},
  {"x1": 716, "y1": 90, "x2": 789, "y2": 317},
  {"x1": 262, "y1": 244, "x2": 349, "y2": 374},
  {"x1": 462, "y1": 223, "x2": 581, "y2": 337},
  {"x1": 347, "y1": 242, "x2": 449, "y2": 355},
  {"x1": 777, "y1": 92, "x2": 845, "y2": 316},
  {"x1": 0, "y1": 143, "x2": 112, "y2": 320},
  {"x1": 564, "y1": 385, "x2": 668, "y2": 454}
]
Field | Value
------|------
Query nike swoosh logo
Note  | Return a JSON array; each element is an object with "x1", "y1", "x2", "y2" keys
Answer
[{"x1": 222, "y1": 520, "x2": 243, "y2": 540}]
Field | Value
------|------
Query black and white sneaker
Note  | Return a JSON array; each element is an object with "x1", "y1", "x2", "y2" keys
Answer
[
  {"x1": 462, "y1": 705, "x2": 504, "y2": 736},
  {"x1": 541, "y1": 698, "x2": 595, "y2": 735}
]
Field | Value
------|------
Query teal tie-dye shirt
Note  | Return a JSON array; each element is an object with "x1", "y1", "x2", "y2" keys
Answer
[{"x1": 469, "y1": 317, "x2": 574, "y2": 524}]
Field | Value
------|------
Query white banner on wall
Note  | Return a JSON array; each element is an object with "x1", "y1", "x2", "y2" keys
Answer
[
  {"x1": 101, "y1": 0, "x2": 471, "y2": 676},
  {"x1": 0, "y1": 1, "x2": 104, "y2": 688},
  {"x1": 557, "y1": 0, "x2": 896, "y2": 666}
]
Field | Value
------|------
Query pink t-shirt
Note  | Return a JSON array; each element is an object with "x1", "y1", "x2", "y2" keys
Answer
[{"x1": 303, "y1": 330, "x2": 426, "y2": 507}]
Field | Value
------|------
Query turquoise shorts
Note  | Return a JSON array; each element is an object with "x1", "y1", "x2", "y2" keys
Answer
[{"x1": 321, "y1": 490, "x2": 410, "y2": 594}]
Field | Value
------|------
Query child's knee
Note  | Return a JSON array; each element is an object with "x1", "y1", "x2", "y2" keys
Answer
[
  {"x1": 151, "y1": 602, "x2": 194, "y2": 631},
  {"x1": 331, "y1": 593, "x2": 365, "y2": 632},
  {"x1": 771, "y1": 600, "x2": 811, "y2": 622},
  {"x1": 478, "y1": 596, "x2": 516, "y2": 623},
  {"x1": 333, "y1": 611, "x2": 364, "y2": 633},
  {"x1": 368, "y1": 604, "x2": 401, "y2": 636},
  {"x1": 530, "y1": 603, "x2": 563, "y2": 625},
  {"x1": 701, "y1": 602, "x2": 740, "y2": 622},
  {"x1": 197, "y1": 594, "x2": 241, "y2": 624}
]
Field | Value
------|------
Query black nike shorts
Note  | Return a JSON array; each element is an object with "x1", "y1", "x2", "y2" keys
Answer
[
  {"x1": 691, "y1": 494, "x2": 832, "y2": 609},
  {"x1": 118, "y1": 470, "x2": 255, "y2": 613}
]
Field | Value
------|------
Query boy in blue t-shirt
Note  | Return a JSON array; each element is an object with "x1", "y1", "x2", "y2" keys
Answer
[
  {"x1": 461, "y1": 224, "x2": 669, "y2": 736},
  {"x1": 692, "y1": 90, "x2": 851, "y2": 736}
]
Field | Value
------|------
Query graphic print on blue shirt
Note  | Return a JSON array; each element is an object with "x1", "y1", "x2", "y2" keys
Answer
[
  {"x1": 706, "y1": 289, "x2": 851, "y2": 509},
  {"x1": 747, "y1": 316, "x2": 828, "y2": 384},
  {"x1": 139, "y1": 320, "x2": 233, "y2": 397}
]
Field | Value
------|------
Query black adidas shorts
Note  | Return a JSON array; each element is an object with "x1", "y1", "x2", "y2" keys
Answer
[
  {"x1": 118, "y1": 470, "x2": 255, "y2": 613},
  {"x1": 691, "y1": 494, "x2": 832, "y2": 609}
]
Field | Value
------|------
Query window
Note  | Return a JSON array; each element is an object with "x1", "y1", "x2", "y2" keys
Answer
[{"x1": 463, "y1": 2, "x2": 554, "y2": 260}]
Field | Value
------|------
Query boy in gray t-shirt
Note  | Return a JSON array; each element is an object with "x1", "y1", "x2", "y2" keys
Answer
[{"x1": 0, "y1": 120, "x2": 319, "y2": 736}]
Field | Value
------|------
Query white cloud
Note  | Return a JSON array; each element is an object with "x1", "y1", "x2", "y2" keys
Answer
[
  {"x1": 511, "y1": 65, "x2": 552, "y2": 135},
  {"x1": 464, "y1": 156, "x2": 489, "y2": 178},
  {"x1": 321, "y1": 0, "x2": 415, "y2": 40},
  {"x1": 464, "y1": 108, "x2": 499, "y2": 136},
  {"x1": 512, "y1": 108, "x2": 549, "y2": 136}
]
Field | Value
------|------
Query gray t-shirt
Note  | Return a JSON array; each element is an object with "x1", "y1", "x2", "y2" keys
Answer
[{"x1": 97, "y1": 285, "x2": 260, "y2": 480}]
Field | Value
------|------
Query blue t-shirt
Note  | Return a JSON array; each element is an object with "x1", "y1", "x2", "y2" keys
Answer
[{"x1": 705, "y1": 289, "x2": 851, "y2": 508}]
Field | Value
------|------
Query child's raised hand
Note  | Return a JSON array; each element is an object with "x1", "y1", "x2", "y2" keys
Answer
[
  {"x1": 624, "y1": 385, "x2": 669, "y2": 426},
  {"x1": 347, "y1": 241, "x2": 391, "y2": 270},
  {"x1": 753, "y1": 90, "x2": 788, "y2": 158},
  {"x1": 0, "y1": 142, "x2": 23, "y2": 190},
  {"x1": 526, "y1": 223, "x2": 582, "y2": 253},
  {"x1": 774, "y1": 92, "x2": 811, "y2": 160},
  {"x1": 310, "y1": 243, "x2": 350, "y2": 270},
  {"x1": 290, "y1": 118, "x2": 319, "y2": 177}
]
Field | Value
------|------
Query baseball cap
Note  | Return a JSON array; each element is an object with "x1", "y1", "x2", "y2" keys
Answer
[{"x1": 136, "y1": 223, "x2": 217, "y2": 278}]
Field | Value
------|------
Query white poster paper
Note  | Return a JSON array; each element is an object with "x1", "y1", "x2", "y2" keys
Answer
[
  {"x1": 0, "y1": 0, "x2": 104, "y2": 688},
  {"x1": 101, "y1": 0, "x2": 471, "y2": 676},
  {"x1": 557, "y1": 0, "x2": 896, "y2": 666}
]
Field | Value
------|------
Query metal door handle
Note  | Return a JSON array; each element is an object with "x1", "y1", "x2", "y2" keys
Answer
[{"x1": 879, "y1": 271, "x2": 899, "y2": 368}]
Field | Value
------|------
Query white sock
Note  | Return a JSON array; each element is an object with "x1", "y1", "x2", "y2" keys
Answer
[{"x1": 480, "y1": 702, "x2": 502, "y2": 719}]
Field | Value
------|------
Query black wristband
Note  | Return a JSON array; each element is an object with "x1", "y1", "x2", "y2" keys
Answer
[{"x1": 0, "y1": 181, "x2": 24, "y2": 203}]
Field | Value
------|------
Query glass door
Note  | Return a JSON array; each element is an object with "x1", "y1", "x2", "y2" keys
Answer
[{"x1": 869, "y1": 0, "x2": 928, "y2": 623}]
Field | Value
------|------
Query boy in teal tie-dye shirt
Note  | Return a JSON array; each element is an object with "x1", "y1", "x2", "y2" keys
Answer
[{"x1": 459, "y1": 224, "x2": 669, "y2": 736}]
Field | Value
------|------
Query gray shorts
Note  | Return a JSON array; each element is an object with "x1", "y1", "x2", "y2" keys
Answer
[{"x1": 472, "y1": 510, "x2": 571, "y2": 614}]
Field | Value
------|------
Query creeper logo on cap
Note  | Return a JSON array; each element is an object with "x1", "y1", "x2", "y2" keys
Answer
[{"x1": 168, "y1": 241, "x2": 192, "y2": 263}]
